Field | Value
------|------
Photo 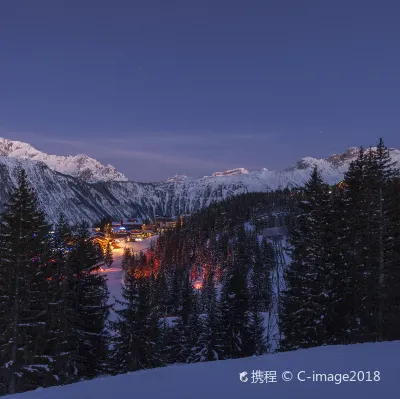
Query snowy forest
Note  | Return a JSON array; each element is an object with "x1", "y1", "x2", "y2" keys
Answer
[{"x1": 1, "y1": 139, "x2": 400, "y2": 396}]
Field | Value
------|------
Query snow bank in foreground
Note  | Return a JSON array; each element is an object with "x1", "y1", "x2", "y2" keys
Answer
[{"x1": 10, "y1": 341, "x2": 398, "y2": 399}]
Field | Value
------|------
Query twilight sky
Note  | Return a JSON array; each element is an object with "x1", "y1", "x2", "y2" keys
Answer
[{"x1": 1, "y1": 0, "x2": 400, "y2": 181}]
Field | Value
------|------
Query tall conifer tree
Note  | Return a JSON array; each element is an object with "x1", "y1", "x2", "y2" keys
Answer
[
  {"x1": 0, "y1": 169, "x2": 52, "y2": 394},
  {"x1": 217, "y1": 253, "x2": 251, "y2": 359},
  {"x1": 196, "y1": 267, "x2": 220, "y2": 361},
  {"x1": 112, "y1": 262, "x2": 163, "y2": 373},
  {"x1": 280, "y1": 166, "x2": 332, "y2": 351},
  {"x1": 67, "y1": 224, "x2": 110, "y2": 380}
]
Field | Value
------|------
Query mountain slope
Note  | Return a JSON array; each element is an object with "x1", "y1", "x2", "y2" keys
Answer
[
  {"x1": 0, "y1": 138, "x2": 128, "y2": 183},
  {"x1": 10, "y1": 341, "x2": 398, "y2": 399},
  {"x1": 2, "y1": 140, "x2": 400, "y2": 224},
  {"x1": 0, "y1": 157, "x2": 137, "y2": 223},
  {"x1": 91, "y1": 145, "x2": 400, "y2": 217}
]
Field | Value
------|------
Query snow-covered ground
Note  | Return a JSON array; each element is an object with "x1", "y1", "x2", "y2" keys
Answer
[
  {"x1": 10, "y1": 340, "x2": 398, "y2": 398},
  {"x1": 102, "y1": 236, "x2": 158, "y2": 321}
]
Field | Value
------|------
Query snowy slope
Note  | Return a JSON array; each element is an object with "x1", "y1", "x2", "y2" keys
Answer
[
  {"x1": 0, "y1": 138, "x2": 128, "y2": 183},
  {"x1": 0, "y1": 157, "x2": 138, "y2": 223},
  {"x1": 10, "y1": 341, "x2": 398, "y2": 399}
]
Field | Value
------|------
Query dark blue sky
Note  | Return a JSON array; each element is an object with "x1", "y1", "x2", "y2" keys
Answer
[{"x1": 1, "y1": 0, "x2": 399, "y2": 181}]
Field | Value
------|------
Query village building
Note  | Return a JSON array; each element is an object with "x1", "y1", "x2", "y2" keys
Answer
[
  {"x1": 111, "y1": 218, "x2": 144, "y2": 231},
  {"x1": 155, "y1": 216, "x2": 178, "y2": 229},
  {"x1": 122, "y1": 218, "x2": 144, "y2": 230},
  {"x1": 179, "y1": 214, "x2": 191, "y2": 226},
  {"x1": 89, "y1": 231, "x2": 109, "y2": 249},
  {"x1": 142, "y1": 223, "x2": 157, "y2": 231}
]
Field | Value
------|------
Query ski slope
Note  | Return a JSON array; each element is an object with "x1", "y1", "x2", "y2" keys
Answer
[{"x1": 10, "y1": 341, "x2": 398, "y2": 398}]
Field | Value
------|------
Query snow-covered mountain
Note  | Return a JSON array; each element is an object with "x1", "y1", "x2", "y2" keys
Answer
[
  {"x1": 9, "y1": 340, "x2": 399, "y2": 398},
  {"x1": 212, "y1": 167, "x2": 250, "y2": 176},
  {"x1": 1, "y1": 138, "x2": 400, "y2": 224},
  {"x1": 0, "y1": 138, "x2": 128, "y2": 183}
]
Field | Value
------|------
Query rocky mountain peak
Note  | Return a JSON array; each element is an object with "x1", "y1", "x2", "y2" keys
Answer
[{"x1": 0, "y1": 137, "x2": 128, "y2": 183}]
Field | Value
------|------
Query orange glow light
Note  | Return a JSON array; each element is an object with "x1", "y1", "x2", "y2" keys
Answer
[{"x1": 194, "y1": 282, "x2": 202, "y2": 290}]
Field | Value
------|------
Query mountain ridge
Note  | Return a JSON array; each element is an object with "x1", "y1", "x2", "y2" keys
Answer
[
  {"x1": 1, "y1": 138, "x2": 400, "y2": 224},
  {"x1": 0, "y1": 137, "x2": 128, "y2": 183},
  {"x1": 3, "y1": 137, "x2": 400, "y2": 183}
]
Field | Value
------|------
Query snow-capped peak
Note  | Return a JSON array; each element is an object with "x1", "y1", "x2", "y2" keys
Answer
[
  {"x1": 1, "y1": 142, "x2": 400, "y2": 225},
  {"x1": 166, "y1": 174, "x2": 189, "y2": 182},
  {"x1": 0, "y1": 137, "x2": 128, "y2": 183},
  {"x1": 212, "y1": 168, "x2": 249, "y2": 177},
  {"x1": 325, "y1": 146, "x2": 361, "y2": 166}
]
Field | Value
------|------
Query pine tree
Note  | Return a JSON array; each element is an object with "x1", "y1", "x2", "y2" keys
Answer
[
  {"x1": 0, "y1": 169, "x2": 52, "y2": 394},
  {"x1": 279, "y1": 166, "x2": 332, "y2": 351},
  {"x1": 120, "y1": 247, "x2": 132, "y2": 273},
  {"x1": 168, "y1": 269, "x2": 201, "y2": 363},
  {"x1": 153, "y1": 266, "x2": 170, "y2": 318},
  {"x1": 248, "y1": 242, "x2": 269, "y2": 355},
  {"x1": 111, "y1": 263, "x2": 139, "y2": 373},
  {"x1": 371, "y1": 139, "x2": 399, "y2": 341},
  {"x1": 195, "y1": 267, "x2": 220, "y2": 361},
  {"x1": 322, "y1": 184, "x2": 352, "y2": 345},
  {"x1": 340, "y1": 147, "x2": 370, "y2": 342},
  {"x1": 147, "y1": 272, "x2": 167, "y2": 367},
  {"x1": 217, "y1": 255, "x2": 251, "y2": 360},
  {"x1": 67, "y1": 224, "x2": 110, "y2": 381},
  {"x1": 158, "y1": 315, "x2": 171, "y2": 365},
  {"x1": 248, "y1": 311, "x2": 266, "y2": 355},
  {"x1": 342, "y1": 141, "x2": 400, "y2": 343},
  {"x1": 169, "y1": 267, "x2": 184, "y2": 315},
  {"x1": 103, "y1": 241, "x2": 113, "y2": 269},
  {"x1": 43, "y1": 214, "x2": 76, "y2": 385},
  {"x1": 111, "y1": 263, "x2": 163, "y2": 373},
  {"x1": 252, "y1": 238, "x2": 273, "y2": 313},
  {"x1": 232, "y1": 226, "x2": 251, "y2": 273},
  {"x1": 184, "y1": 292, "x2": 202, "y2": 363},
  {"x1": 382, "y1": 175, "x2": 400, "y2": 340}
]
